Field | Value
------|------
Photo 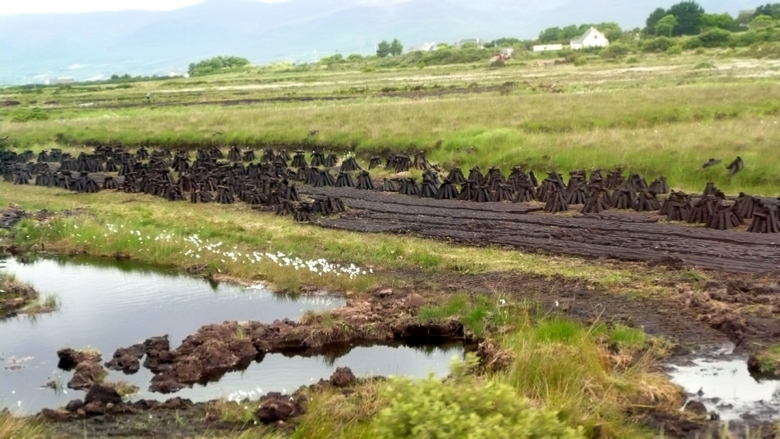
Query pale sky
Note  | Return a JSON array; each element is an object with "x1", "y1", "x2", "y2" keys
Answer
[{"x1": 0, "y1": 0, "x2": 287, "y2": 15}]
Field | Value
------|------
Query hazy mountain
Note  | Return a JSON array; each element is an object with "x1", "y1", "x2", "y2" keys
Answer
[{"x1": 0, "y1": 0, "x2": 758, "y2": 84}]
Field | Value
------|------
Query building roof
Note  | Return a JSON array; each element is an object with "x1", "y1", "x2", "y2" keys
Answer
[{"x1": 570, "y1": 27, "x2": 602, "y2": 45}]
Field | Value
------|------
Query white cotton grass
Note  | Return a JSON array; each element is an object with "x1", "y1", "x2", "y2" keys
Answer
[{"x1": 54, "y1": 223, "x2": 369, "y2": 280}]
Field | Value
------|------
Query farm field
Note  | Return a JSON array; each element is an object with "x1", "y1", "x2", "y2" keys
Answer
[{"x1": 1, "y1": 50, "x2": 780, "y2": 439}]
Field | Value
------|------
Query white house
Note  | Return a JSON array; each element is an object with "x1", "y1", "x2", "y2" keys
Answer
[
  {"x1": 570, "y1": 27, "x2": 609, "y2": 50},
  {"x1": 410, "y1": 42, "x2": 438, "y2": 53},
  {"x1": 533, "y1": 44, "x2": 563, "y2": 52}
]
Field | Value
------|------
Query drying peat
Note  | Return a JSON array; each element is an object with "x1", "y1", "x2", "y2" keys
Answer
[{"x1": 2, "y1": 147, "x2": 778, "y2": 274}]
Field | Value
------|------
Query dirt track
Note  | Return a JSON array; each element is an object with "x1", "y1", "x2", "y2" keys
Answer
[{"x1": 298, "y1": 186, "x2": 780, "y2": 275}]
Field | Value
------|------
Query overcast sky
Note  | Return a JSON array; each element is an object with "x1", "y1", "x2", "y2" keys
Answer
[{"x1": 0, "y1": 0, "x2": 287, "y2": 15}]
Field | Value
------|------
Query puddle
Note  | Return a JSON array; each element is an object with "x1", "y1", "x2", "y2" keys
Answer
[
  {"x1": 0, "y1": 257, "x2": 462, "y2": 415},
  {"x1": 667, "y1": 358, "x2": 780, "y2": 421}
]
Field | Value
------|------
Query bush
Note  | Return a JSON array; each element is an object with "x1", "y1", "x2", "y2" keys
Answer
[
  {"x1": 573, "y1": 57, "x2": 587, "y2": 66},
  {"x1": 698, "y1": 28, "x2": 732, "y2": 47},
  {"x1": 681, "y1": 36, "x2": 703, "y2": 50},
  {"x1": 601, "y1": 42, "x2": 631, "y2": 59},
  {"x1": 626, "y1": 56, "x2": 640, "y2": 64},
  {"x1": 642, "y1": 37, "x2": 675, "y2": 52},
  {"x1": 188, "y1": 56, "x2": 250, "y2": 77},
  {"x1": 375, "y1": 355, "x2": 583, "y2": 439},
  {"x1": 666, "y1": 45, "x2": 683, "y2": 55},
  {"x1": 11, "y1": 108, "x2": 49, "y2": 122}
]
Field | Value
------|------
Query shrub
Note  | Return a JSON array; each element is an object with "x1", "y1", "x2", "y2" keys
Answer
[
  {"x1": 626, "y1": 56, "x2": 640, "y2": 64},
  {"x1": 11, "y1": 108, "x2": 49, "y2": 122},
  {"x1": 601, "y1": 42, "x2": 631, "y2": 59},
  {"x1": 693, "y1": 61, "x2": 716, "y2": 69},
  {"x1": 666, "y1": 45, "x2": 683, "y2": 55},
  {"x1": 573, "y1": 57, "x2": 587, "y2": 66},
  {"x1": 642, "y1": 37, "x2": 675, "y2": 52},
  {"x1": 681, "y1": 36, "x2": 703, "y2": 50},
  {"x1": 374, "y1": 355, "x2": 583, "y2": 439},
  {"x1": 698, "y1": 28, "x2": 732, "y2": 47},
  {"x1": 188, "y1": 56, "x2": 250, "y2": 77}
]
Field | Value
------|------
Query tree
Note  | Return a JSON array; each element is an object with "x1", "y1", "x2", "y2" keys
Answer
[
  {"x1": 755, "y1": 3, "x2": 780, "y2": 19},
  {"x1": 646, "y1": 7, "x2": 668, "y2": 34},
  {"x1": 698, "y1": 28, "x2": 732, "y2": 47},
  {"x1": 187, "y1": 56, "x2": 250, "y2": 76},
  {"x1": 655, "y1": 14, "x2": 678, "y2": 37},
  {"x1": 595, "y1": 22, "x2": 624, "y2": 41},
  {"x1": 539, "y1": 26, "x2": 563, "y2": 42},
  {"x1": 701, "y1": 13, "x2": 738, "y2": 31},
  {"x1": 667, "y1": 1, "x2": 705, "y2": 36},
  {"x1": 561, "y1": 25, "x2": 581, "y2": 39},
  {"x1": 750, "y1": 14, "x2": 776, "y2": 30},
  {"x1": 389, "y1": 39, "x2": 403, "y2": 56},
  {"x1": 736, "y1": 11, "x2": 755, "y2": 26},
  {"x1": 376, "y1": 40, "x2": 391, "y2": 58}
]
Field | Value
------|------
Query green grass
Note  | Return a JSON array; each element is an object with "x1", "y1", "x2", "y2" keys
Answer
[{"x1": 417, "y1": 293, "x2": 510, "y2": 337}]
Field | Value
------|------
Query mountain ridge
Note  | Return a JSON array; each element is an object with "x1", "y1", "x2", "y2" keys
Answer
[{"x1": 0, "y1": 0, "x2": 757, "y2": 84}]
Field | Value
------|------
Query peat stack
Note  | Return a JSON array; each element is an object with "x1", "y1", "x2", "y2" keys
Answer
[
  {"x1": 420, "y1": 175, "x2": 438, "y2": 198},
  {"x1": 135, "y1": 147, "x2": 149, "y2": 161},
  {"x1": 627, "y1": 174, "x2": 648, "y2": 192},
  {"x1": 294, "y1": 202, "x2": 312, "y2": 222},
  {"x1": 278, "y1": 149, "x2": 291, "y2": 161},
  {"x1": 635, "y1": 189, "x2": 660, "y2": 212},
  {"x1": 611, "y1": 184, "x2": 636, "y2": 210},
  {"x1": 261, "y1": 149, "x2": 275, "y2": 162},
  {"x1": 281, "y1": 183, "x2": 299, "y2": 202},
  {"x1": 312, "y1": 197, "x2": 345, "y2": 215},
  {"x1": 399, "y1": 178, "x2": 420, "y2": 196},
  {"x1": 472, "y1": 185, "x2": 494, "y2": 203},
  {"x1": 296, "y1": 167, "x2": 309, "y2": 182},
  {"x1": 687, "y1": 195, "x2": 720, "y2": 224},
  {"x1": 384, "y1": 154, "x2": 396, "y2": 170},
  {"x1": 35, "y1": 171, "x2": 56, "y2": 187},
  {"x1": 727, "y1": 156, "x2": 744, "y2": 177},
  {"x1": 209, "y1": 146, "x2": 224, "y2": 160},
  {"x1": 446, "y1": 168, "x2": 467, "y2": 185},
  {"x1": 13, "y1": 169, "x2": 31, "y2": 185},
  {"x1": 37, "y1": 151, "x2": 49, "y2": 163},
  {"x1": 706, "y1": 203, "x2": 743, "y2": 230},
  {"x1": 356, "y1": 171, "x2": 374, "y2": 190},
  {"x1": 227, "y1": 146, "x2": 242, "y2": 162},
  {"x1": 413, "y1": 151, "x2": 430, "y2": 170},
  {"x1": 702, "y1": 158, "x2": 720, "y2": 168},
  {"x1": 336, "y1": 172, "x2": 355, "y2": 188},
  {"x1": 581, "y1": 186, "x2": 610, "y2": 214},
  {"x1": 49, "y1": 149, "x2": 63, "y2": 162},
  {"x1": 105, "y1": 159, "x2": 118, "y2": 173},
  {"x1": 734, "y1": 193, "x2": 756, "y2": 219},
  {"x1": 274, "y1": 200, "x2": 295, "y2": 216},
  {"x1": 566, "y1": 180, "x2": 588, "y2": 205},
  {"x1": 369, "y1": 157, "x2": 381, "y2": 170},
  {"x1": 649, "y1": 177, "x2": 669, "y2": 195},
  {"x1": 319, "y1": 169, "x2": 336, "y2": 187},
  {"x1": 606, "y1": 169, "x2": 624, "y2": 190},
  {"x1": 703, "y1": 182, "x2": 724, "y2": 198},
  {"x1": 661, "y1": 191, "x2": 692, "y2": 221},
  {"x1": 393, "y1": 155, "x2": 411, "y2": 173},
  {"x1": 103, "y1": 176, "x2": 118, "y2": 190},
  {"x1": 340, "y1": 157, "x2": 361, "y2": 172},
  {"x1": 747, "y1": 199, "x2": 780, "y2": 233},
  {"x1": 216, "y1": 186, "x2": 234, "y2": 204},
  {"x1": 468, "y1": 167, "x2": 484, "y2": 185},
  {"x1": 189, "y1": 189, "x2": 213, "y2": 204},
  {"x1": 589, "y1": 170, "x2": 604, "y2": 185},
  {"x1": 292, "y1": 151, "x2": 308, "y2": 168},
  {"x1": 494, "y1": 183, "x2": 513, "y2": 202},
  {"x1": 566, "y1": 170, "x2": 586, "y2": 192},
  {"x1": 537, "y1": 172, "x2": 565, "y2": 203},
  {"x1": 324, "y1": 153, "x2": 338, "y2": 168},
  {"x1": 242, "y1": 150, "x2": 256, "y2": 162},
  {"x1": 435, "y1": 179, "x2": 459, "y2": 200},
  {"x1": 310, "y1": 151, "x2": 326, "y2": 167},
  {"x1": 423, "y1": 168, "x2": 440, "y2": 186},
  {"x1": 486, "y1": 167, "x2": 506, "y2": 190},
  {"x1": 458, "y1": 182, "x2": 477, "y2": 201},
  {"x1": 544, "y1": 186, "x2": 568, "y2": 213},
  {"x1": 382, "y1": 178, "x2": 399, "y2": 192}
]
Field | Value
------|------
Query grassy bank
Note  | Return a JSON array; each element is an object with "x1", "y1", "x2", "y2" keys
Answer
[
  {"x1": 223, "y1": 304, "x2": 679, "y2": 438},
  {"x1": 1, "y1": 183, "x2": 682, "y2": 295}
]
